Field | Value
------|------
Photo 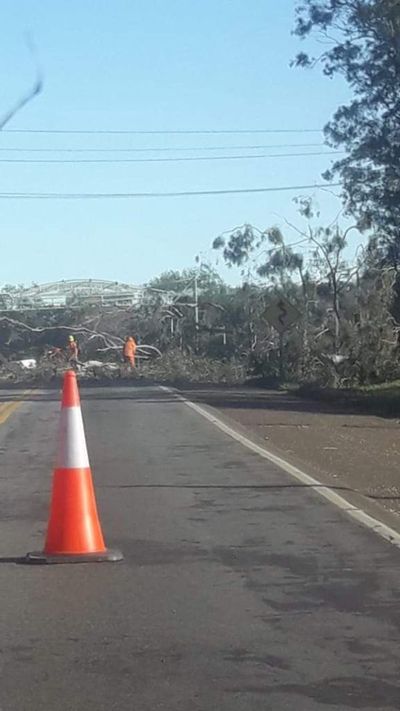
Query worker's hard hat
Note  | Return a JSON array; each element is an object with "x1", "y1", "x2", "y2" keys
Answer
[{"x1": 68, "y1": 335, "x2": 74, "y2": 341}]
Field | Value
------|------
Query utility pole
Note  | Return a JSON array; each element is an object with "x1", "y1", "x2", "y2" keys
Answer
[
  {"x1": 194, "y1": 275, "x2": 199, "y2": 331},
  {"x1": 279, "y1": 331, "x2": 284, "y2": 382},
  {"x1": 193, "y1": 274, "x2": 199, "y2": 351}
]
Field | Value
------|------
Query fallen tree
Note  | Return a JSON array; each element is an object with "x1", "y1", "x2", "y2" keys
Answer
[{"x1": 0, "y1": 306, "x2": 163, "y2": 384}]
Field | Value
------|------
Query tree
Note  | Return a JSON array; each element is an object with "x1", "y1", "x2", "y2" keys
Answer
[
  {"x1": 213, "y1": 203, "x2": 366, "y2": 384},
  {"x1": 293, "y1": 0, "x2": 400, "y2": 260},
  {"x1": 148, "y1": 265, "x2": 225, "y2": 299}
]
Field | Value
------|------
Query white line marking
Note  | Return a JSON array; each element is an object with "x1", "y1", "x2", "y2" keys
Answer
[{"x1": 160, "y1": 385, "x2": 400, "y2": 549}]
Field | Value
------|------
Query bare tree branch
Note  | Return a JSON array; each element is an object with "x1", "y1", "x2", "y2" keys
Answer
[
  {"x1": 0, "y1": 316, "x2": 122, "y2": 348},
  {"x1": 0, "y1": 36, "x2": 43, "y2": 130}
]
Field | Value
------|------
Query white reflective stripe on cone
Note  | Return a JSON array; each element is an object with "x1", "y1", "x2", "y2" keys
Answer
[{"x1": 56, "y1": 406, "x2": 90, "y2": 469}]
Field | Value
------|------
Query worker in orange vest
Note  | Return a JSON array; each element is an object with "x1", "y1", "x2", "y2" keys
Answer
[
  {"x1": 123, "y1": 336, "x2": 137, "y2": 369},
  {"x1": 67, "y1": 335, "x2": 79, "y2": 367}
]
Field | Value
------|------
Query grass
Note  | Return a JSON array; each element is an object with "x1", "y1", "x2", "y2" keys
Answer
[
  {"x1": 294, "y1": 380, "x2": 400, "y2": 418},
  {"x1": 358, "y1": 380, "x2": 400, "y2": 394}
]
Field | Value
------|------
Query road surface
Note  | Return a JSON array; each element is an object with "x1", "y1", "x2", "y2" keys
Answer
[
  {"x1": 180, "y1": 384, "x2": 400, "y2": 523},
  {"x1": 0, "y1": 385, "x2": 399, "y2": 710}
]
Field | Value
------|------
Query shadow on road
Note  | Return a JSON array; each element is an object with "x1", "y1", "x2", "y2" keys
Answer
[
  {"x1": 2, "y1": 378, "x2": 400, "y2": 421},
  {"x1": 0, "y1": 384, "x2": 177, "y2": 405},
  {"x1": 180, "y1": 387, "x2": 393, "y2": 419}
]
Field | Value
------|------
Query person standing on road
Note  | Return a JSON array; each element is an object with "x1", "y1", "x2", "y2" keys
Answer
[
  {"x1": 123, "y1": 335, "x2": 137, "y2": 370},
  {"x1": 67, "y1": 335, "x2": 79, "y2": 368}
]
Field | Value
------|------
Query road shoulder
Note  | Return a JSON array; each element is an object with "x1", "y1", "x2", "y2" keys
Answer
[{"x1": 177, "y1": 385, "x2": 400, "y2": 539}]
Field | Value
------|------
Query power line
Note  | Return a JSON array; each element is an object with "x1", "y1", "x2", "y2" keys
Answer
[
  {"x1": 0, "y1": 150, "x2": 343, "y2": 164},
  {"x1": 2, "y1": 127, "x2": 323, "y2": 135},
  {"x1": 0, "y1": 142, "x2": 326, "y2": 153},
  {"x1": 0, "y1": 183, "x2": 341, "y2": 199}
]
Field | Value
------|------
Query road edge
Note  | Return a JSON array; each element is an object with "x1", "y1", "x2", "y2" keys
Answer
[{"x1": 160, "y1": 385, "x2": 400, "y2": 551}]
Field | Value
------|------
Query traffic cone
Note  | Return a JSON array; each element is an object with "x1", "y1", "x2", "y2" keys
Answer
[{"x1": 27, "y1": 370, "x2": 123, "y2": 564}]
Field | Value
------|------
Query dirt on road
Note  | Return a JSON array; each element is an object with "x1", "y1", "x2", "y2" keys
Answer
[{"x1": 182, "y1": 386, "x2": 400, "y2": 530}]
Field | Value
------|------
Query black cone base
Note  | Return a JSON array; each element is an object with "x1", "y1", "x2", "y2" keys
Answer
[{"x1": 25, "y1": 549, "x2": 123, "y2": 565}]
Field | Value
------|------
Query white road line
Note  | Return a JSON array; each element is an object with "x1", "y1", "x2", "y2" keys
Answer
[{"x1": 160, "y1": 385, "x2": 400, "y2": 550}]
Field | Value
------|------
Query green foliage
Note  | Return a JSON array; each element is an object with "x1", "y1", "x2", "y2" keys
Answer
[
  {"x1": 211, "y1": 200, "x2": 400, "y2": 386},
  {"x1": 148, "y1": 265, "x2": 224, "y2": 297},
  {"x1": 294, "y1": 0, "x2": 400, "y2": 258},
  {"x1": 143, "y1": 348, "x2": 245, "y2": 385},
  {"x1": 2, "y1": 229, "x2": 400, "y2": 388}
]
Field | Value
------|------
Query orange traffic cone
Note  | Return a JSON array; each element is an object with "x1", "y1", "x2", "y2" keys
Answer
[{"x1": 27, "y1": 370, "x2": 123, "y2": 564}]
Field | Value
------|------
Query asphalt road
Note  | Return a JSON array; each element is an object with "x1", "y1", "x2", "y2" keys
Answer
[{"x1": 0, "y1": 385, "x2": 399, "y2": 711}]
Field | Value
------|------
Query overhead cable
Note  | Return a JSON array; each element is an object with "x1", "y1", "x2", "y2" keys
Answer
[
  {"x1": 0, "y1": 183, "x2": 341, "y2": 199},
  {"x1": 0, "y1": 150, "x2": 343, "y2": 164}
]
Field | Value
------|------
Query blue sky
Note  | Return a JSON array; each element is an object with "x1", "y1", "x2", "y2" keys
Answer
[{"x1": 0, "y1": 0, "x2": 355, "y2": 286}]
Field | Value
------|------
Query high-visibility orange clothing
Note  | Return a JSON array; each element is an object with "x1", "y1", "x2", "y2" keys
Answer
[
  {"x1": 123, "y1": 338, "x2": 137, "y2": 357},
  {"x1": 123, "y1": 337, "x2": 137, "y2": 366},
  {"x1": 68, "y1": 341, "x2": 79, "y2": 360}
]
